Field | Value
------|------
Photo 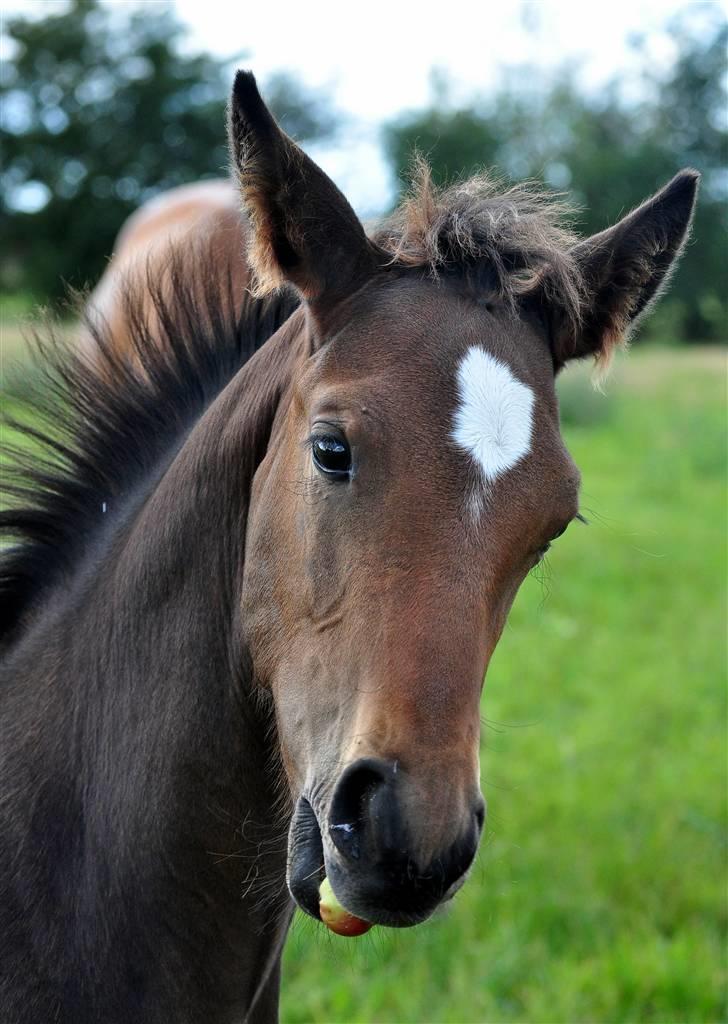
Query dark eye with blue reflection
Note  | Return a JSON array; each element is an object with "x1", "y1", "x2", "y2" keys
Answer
[{"x1": 311, "y1": 435, "x2": 351, "y2": 479}]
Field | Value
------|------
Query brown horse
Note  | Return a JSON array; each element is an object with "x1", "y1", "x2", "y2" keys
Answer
[
  {"x1": 0, "y1": 71, "x2": 698, "y2": 1023},
  {"x1": 85, "y1": 178, "x2": 248, "y2": 360}
]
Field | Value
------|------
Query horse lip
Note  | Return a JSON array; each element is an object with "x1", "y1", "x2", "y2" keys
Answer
[
  {"x1": 441, "y1": 864, "x2": 472, "y2": 903},
  {"x1": 286, "y1": 795, "x2": 325, "y2": 920},
  {"x1": 287, "y1": 795, "x2": 475, "y2": 926},
  {"x1": 323, "y1": 858, "x2": 439, "y2": 928}
]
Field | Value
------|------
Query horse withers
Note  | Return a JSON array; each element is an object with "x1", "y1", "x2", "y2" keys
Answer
[{"x1": 0, "y1": 71, "x2": 698, "y2": 1022}]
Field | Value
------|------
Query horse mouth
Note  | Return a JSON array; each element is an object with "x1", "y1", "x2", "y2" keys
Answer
[
  {"x1": 285, "y1": 794, "x2": 476, "y2": 929},
  {"x1": 286, "y1": 796, "x2": 326, "y2": 920}
]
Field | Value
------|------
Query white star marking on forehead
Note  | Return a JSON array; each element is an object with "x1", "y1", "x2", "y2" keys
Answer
[{"x1": 452, "y1": 346, "x2": 535, "y2": 490}]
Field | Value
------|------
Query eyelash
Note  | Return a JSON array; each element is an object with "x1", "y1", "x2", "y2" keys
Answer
[{"x1": 535, "y1": 513, "x2": 588, "y2": 563}]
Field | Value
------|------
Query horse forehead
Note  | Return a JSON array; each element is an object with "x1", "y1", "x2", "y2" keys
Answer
[
  {"x1": 451, "y1": 345, "x2": 536, "y2": 484},
  {"x1": 310, "y1": 279, "x2": 552, "y2": 441}
]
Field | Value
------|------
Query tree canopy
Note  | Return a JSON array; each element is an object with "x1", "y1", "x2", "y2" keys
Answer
[
  {"x1": 0, "y1": 0, "x2": 337, "y2": 300},
  {"x1": 384, "y1": 12, "x2": 727, "y2": 343},
  {"x1": 2, "y1": 2, "x2": 724, "y2": 344}
]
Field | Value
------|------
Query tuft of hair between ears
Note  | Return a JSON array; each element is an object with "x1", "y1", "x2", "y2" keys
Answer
[{"x1": 373, "y1": 158, "x2": 586, "y2": 344}]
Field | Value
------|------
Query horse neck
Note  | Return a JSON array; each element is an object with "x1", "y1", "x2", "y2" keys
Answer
[
  {"x1": 1, "y1": 311, "x2": 307, "y2": 1020},
  {"x1": 81, "y1": 311, "x2": 305, "y2": 812}
]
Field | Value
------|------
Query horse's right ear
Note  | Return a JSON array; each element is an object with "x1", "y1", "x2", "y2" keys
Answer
[
  {"x1": 549, "y1": 170, "x2": 699, "y2": 372},
  {"x1": 228, "y1": 71, "x2": 379, "y2": 311}
]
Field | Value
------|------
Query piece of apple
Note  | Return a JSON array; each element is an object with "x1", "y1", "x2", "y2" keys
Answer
[{"x1": 318, "y1": 876, "x2": 373, "y2": 937}]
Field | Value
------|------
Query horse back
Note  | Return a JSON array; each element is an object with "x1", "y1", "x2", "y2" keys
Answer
[{"x1": 84, "y1": 179, "x2": 250, "y2": 362}]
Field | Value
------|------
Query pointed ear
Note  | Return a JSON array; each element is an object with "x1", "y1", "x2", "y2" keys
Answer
[
  {"x1": 228, "y1": 70, "x2": 379, "y2": 309},
  {"x1": 552, "y1": 170, "x2": 699, "y2": 370}
]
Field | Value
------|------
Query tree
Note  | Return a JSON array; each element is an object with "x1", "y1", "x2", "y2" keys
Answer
[
  {"x1": 0, "y1": 0, "x2": 338, "y2": 301},
  {"x1": 383, "y1": 13, "x2": 727, "y2": 342}
]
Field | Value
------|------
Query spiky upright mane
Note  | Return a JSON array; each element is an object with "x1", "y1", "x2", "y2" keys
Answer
[
  {"x1": 0, "y1": 253, "x2": 299, "y2": 649},
  {"x1": 373, "y1": 161, "x2": 585, "y2": 335}
]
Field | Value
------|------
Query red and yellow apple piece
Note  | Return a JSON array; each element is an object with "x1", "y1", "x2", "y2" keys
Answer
[{"x1": 318, "y1": 876, "x2": 373, "y2": 937}]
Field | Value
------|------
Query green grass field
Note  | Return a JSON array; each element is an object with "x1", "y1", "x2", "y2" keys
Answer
[
  {"x1": 1, "y1": 322, "x2": 725, "y2": 1023},
  {"x1": 279, "y1": 349, "x2": 727, "y2": 1024}
]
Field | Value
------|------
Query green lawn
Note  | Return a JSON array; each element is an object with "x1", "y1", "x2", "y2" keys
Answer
[
  {"x1": 280, "y1": 348, "x2": 727, "y2": 1024},
  {"x1": 2, "y1": 324, "x2": 725, "y2": 1023}
]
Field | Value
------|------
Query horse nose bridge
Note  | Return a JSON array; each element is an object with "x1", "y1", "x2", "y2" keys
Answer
[
  {"x1": 352, "y1": 568, "x2": 488, "y2": 686},
  {"x1": 344, "y1": 674, "x2": 483, "y2": 764}
]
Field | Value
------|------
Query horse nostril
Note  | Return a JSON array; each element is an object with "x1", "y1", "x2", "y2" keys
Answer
[{"x1": 328, "y1": 758, "x2": 393, "y2": 861}]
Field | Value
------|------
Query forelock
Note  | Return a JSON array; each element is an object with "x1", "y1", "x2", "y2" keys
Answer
[{"x1": 372, "y1": 158, "x2": 586, "y2": 339}]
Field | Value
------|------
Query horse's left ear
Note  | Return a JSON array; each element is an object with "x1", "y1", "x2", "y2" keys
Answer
[
  {"x1": 228, "y1": 70, "x2": 380, "y2": 312},
  {"x1": 551, "y1": 170, "x2": 699, "y2": 370}
]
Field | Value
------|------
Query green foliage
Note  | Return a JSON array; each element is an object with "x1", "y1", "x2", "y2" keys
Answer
[
  {"x1": 280, "y1": 348, "x2": 726, "y2": 1022},
  {"x1": 0, "y1": 333, "x2": 723, "y2": 1019},
  {"x1": 0, "y1": 0, "x2": 336, "y2": 301},
  {"x1": 555, "y1": 363, "x2": 614, "y2": 428},
  {"x1": 383, "y1": 12, "x2": 728, "y2": 344}
]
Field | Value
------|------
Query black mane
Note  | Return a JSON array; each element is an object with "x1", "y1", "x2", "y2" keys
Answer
[{"x1": 0, "y1": 253, "x2": 299, "y2": 649}]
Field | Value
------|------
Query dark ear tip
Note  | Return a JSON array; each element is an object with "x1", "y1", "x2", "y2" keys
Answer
[
  {"x1": 231, "y1": 69, "x2": 268, "y2": 123},
  {"x1": 677, "y1": 167, "x2": 701, "y2": 183},
  {"x1": 665, "y1": 168, "x2": 701, "y2": 205},
  {"x1": 233, "y1": 70, "x2": 257, "y2": 100}
]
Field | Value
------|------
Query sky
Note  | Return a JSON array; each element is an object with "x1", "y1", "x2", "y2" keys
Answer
[
  {"x1": 159, "y1": 0, "x2": 727, "y2": 210},
  {"x1": 173, "y1": 0, "x2": 687, "y2": 112},
  {"x1": 2, "y1": 0, "x2": 726, "y2": 213}
]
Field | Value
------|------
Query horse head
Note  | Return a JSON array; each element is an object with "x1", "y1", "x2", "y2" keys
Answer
[{"x1": 230, "y1": 72, "x2": 697, "y2": 928}]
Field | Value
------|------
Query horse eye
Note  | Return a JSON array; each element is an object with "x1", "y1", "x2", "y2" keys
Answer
[
  {"x1": 311, "y1": 435, "x2": 351, "y2": 478},
  {"x1": 536, "y1": 542, "x2": 551, "y2": 562},
  {"x1": 535, "y1": 521, "x2": 571, "y2": 563}
]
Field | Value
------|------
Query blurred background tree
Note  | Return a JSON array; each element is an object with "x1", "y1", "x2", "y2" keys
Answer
[
  {"x1": 384, "y1": 11, "x2": 727, "y2": 343},
  {"x1": 0, "y1": 0, "x2": 337, "y2": 301},
  {"x1": 1, "y1": 1, "x2": 725, "y2": 343}
]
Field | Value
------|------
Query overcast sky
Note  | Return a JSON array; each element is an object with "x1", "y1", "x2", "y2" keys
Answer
[
  {"x1": 3, "y1": 0, "x2": 725, "y2": 212},
  {"x1": 183, "y1": 0, "x2": 726, "y2": 211},
  {"x1": 173, "y1": 0, "x2": 701, "y2": 112}
]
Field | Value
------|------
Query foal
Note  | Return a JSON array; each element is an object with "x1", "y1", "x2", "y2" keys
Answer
[{"x1": 0, "y1": 71, "x2": 697, "y2": 1022}]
